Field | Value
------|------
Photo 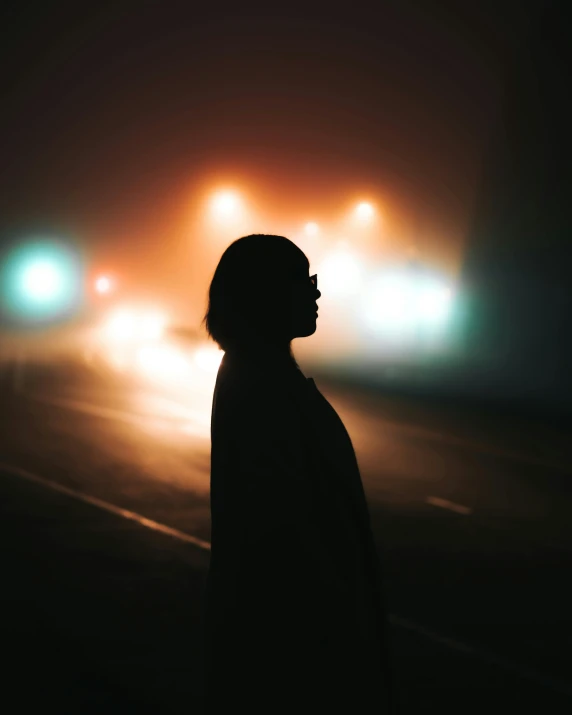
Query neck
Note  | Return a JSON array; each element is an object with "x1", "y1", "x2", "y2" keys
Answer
[{"x1": 226, "y1": 338, "x2": 298, "y2": 367}]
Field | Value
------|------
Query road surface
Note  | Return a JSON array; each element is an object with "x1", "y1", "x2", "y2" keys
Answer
[{"x1": 0, "y1": 333, "x2": 571, "y2": 712}]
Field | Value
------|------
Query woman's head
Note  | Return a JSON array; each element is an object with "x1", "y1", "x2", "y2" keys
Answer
[{"x1": 203, "y1": 234, "x2": 321, "y2": 352}]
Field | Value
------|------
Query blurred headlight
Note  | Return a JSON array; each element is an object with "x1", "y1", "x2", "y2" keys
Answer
[
  {"x1": 103, "y1": 308, "x2": 167, "y2": 342},
  {"x1": 1, "y1": 240, "x2": 82, "y2": 322},
  {"x1": 361, "y1": 273, "x2": 453, "y2": 336},
  {"x1": 139, "y1": 312, "x2": 166, "y2": 341},
  {"x1": 415, "y1": 283, "x2": 452, "y2": 323},
  {"x1": 106, "y1": 309, "x2": 136, "y2": 340},
  {"x1": 136, "y1": 345, "x2": 190, "y2": 379},
  {"x1": 318, "y1": 246, "x2": 363, "y2": 297}
]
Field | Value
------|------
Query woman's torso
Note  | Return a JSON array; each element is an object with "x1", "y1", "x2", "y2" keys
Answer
[
  {"x1": 203, "y1": 353, "x2": 392, "y2": 710},
  {"x1": 208, "y1": 353, "x2": 383, "y2": 629}
]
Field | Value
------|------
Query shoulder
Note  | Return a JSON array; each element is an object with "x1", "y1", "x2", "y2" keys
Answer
[
  {"x1": 213, "y1": 357, "x2": 304, "y2": 429},
  {"x1": 216, "y1": 355, "x2": 301, "y2": 401},
  {"x1": 214, "y1": 356, "x2": 264, "y2": 405}
]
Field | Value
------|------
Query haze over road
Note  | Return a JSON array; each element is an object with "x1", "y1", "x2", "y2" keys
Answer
[{"x1": 1, "y1": 333, "x2": 571, "y2": 712}]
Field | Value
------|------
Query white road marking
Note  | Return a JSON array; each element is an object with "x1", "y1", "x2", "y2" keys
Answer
[
  {"x1": 1, "y1": 460, "x2": 570, "y2": 697},
  {"x1": 426, "y1": 495, "x2": 473, "y2": 515},
  {"x1": 0, "y1": 462, "x2": 211, "y2": 551}
]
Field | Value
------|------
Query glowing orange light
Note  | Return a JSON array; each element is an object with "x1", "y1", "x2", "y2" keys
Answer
[
  {"x1": 95, "y1": 275, "x2": 112, "y2": 294},
  {"x1": 355, "y1": 202, "x2": 375, "y2": 221},
  {"x1": 210, "y1": 190, "x2": 242, "y2": 219},
  {"x1": 304, "y1": 222, "x2": 320, "y2": 237}
]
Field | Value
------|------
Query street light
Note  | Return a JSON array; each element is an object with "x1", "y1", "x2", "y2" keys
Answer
[
  {"x1": 95, "y1": 275, "x2": 112, "y2": 294},
  {"x1": 209, "y1": 190, "x2": 242, "y2": 221},
  {"x1": 304, "y1": 221, "x2": 320, "y2": 237},
  {"x1": 355, "y1": 201, "x2": 375, "y2": 222}
]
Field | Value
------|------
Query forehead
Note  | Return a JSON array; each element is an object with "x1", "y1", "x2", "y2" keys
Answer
[
  {"x1": 287, "y1": 248, "x2": 309, "y2": 272},
  {"x1": 270, "y1": 250, "x2": 309, "y2": 279},
  {"x1": 292, "y1": 254, "x2": 310, "y2": 276}
]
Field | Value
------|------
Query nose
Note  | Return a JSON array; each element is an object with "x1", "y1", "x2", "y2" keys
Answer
[{"x1": 315, "y1": 288, "x2": 321, "y2": 300}]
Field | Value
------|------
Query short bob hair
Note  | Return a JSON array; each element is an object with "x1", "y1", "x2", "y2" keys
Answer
[{"x1": 202, "y1": 234, "x2": 306, "y2": 352}]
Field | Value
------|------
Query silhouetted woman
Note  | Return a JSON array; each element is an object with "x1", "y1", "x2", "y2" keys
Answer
[{"x1": 201, "y1": 234, "x2": 395, "y2": 713}]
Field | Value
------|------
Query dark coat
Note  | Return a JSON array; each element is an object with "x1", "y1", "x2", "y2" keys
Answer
[{"x1": 201, "y1": 350, "x2": 395, "y2": 714}]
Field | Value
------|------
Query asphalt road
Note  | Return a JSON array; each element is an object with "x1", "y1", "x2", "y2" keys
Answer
[{"x1": 1, "y1": 334, "x2": 571, "y2": 713}]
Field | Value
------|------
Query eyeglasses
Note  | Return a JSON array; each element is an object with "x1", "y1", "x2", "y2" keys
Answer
[{"x1": 290, "y1": 274, "x2": 318, "y2": 291}]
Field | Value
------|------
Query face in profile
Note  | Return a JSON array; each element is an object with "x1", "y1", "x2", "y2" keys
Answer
[
  {"x1": 286, "y1": 256, "x2": 321, "y2": 340},
  {"x1": 206, "y1": 235, "x2": 322, "y2": 351}
]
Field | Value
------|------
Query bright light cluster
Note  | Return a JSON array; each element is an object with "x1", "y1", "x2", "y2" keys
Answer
[
  {"x1": 355, "y1": 202, "x2": 375, "y2": 221},
  {"x1": 95, "y1": 275, "x2": 112, "y2": 294},
  {"x1": 136, "y1": 344, "x2": 190, "y2": 379},
  {"x1": 210, "y1": 191, "x2": 242, "y2": 221},
  {"x1": 361, "y1": 273, "x2": 452, "y2": 337},
  {"x1": 0, "y1": 240, "x2": 82, "y2": 322},
  {"x1": 21, "y1": 261, "x2": 63, "y2": 301},
  {"x1": 318, "y1": 245, "x2": 363, "y2": 296},
  {"x1": 199, "y1": 187, "x2": 454, "y2": 354},
  {"x1": 104, "y1": 308, "x2": 167, "y2": 342},
  {"x1": 131, "y1": 342, "x2": 222, "y2": 392},
  {"x1": 304, "y1": 222, "x2": 320, "y2": 237}
]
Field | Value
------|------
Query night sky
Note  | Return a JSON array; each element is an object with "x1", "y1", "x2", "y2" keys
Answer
[{"x1": 0, "y1": 2, "x2": 536, "y2": 321}]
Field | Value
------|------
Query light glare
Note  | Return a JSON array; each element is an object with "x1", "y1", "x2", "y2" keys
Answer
[
  {"x1": 106, "y1": 309, "x2": 135, "y2": 340},
  {"x1": 355, "y1": 202, "x2": 375, "y2": 221},
  {"x1": 362, "y1": 273, "x2": 453, "y2": 337},
  {"x1": 95, "y1": 275, "x2": 112, "y2": 294},
  {"x1": 140, "y1": 312, "x2": 166, "y2": 340},
  {"x1": 369, "y1": 275, "x2": 411, "y2": 325},
  {"x1": 304, "y1": 222, "x2": 320, "y2": 237},
  {"x1": 1, "y1": 240, "x2": 82, "y2": 321},
  {"x1": 136, "y1": 345, "x2": 190, "y2": 379},
  {"x1": 416, "y1": 284, "x2": 452, "y2": 322},
  {"x1": 210, "y1": 191, "x2": 241, "y2": 219},
  {"x1": 318, "y1": 247, "x2": 362, "y2": 296},
  {"x1": 104, "y1": 308, "x2": 167, "y2": 342},
  {"x1": 22, "y1": 261, "x2": 62, "y2": 300}
]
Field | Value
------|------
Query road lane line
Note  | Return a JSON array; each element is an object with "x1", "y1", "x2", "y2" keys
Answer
[
  {"x1": 426, "y1": 495, "x2": 473, "y2": 515},
  {"x1": 1, "y1": 460, "x2": 570, "y2": 697},
  {"x1": 0, "y1": 462, "x2": 211, "y2": 551}
]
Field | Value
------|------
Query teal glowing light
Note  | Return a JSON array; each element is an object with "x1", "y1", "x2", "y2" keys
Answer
[
  {"x1": 21, "y1": 260, "x2": 64, "y2": 301},
  {"x1": 1, "y1": 240, "x2": 82, "y2": 321}
]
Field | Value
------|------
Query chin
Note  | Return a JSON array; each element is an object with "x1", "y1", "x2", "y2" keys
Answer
[{"x1": 294, "y1": 319, "x2": 317, "y2": 338}]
